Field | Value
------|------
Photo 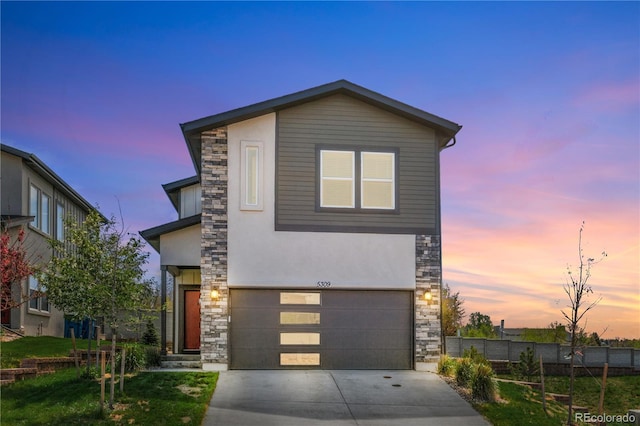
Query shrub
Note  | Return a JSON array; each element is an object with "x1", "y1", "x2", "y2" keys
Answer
[
  {"x1": 463, "y1": 345, "x2": 489, "y2": 366},
  {"x1": 141, "y1": 320, "x2": 159, "y2": 346},
  {"x1": 472, "y1": 363, "x2": 498, "y2": 402},
  {"x1": 116, "y1": 343, "x2": 146, "y2": 373},
  {"x1": 455, "y1": 357, "x2": 474, "y2": 387},
  {"x1": 144, "y1": 346, "x2": 162, "y2": 368},
  {"x1": 511, "y1": 346, "x2": 539, "y2": 382},
  {"x1": 80, "y1": 366, "x2": 100, "y2": 380},
  {"x1": 437, "y1": 355, "x2": 457, "y2": 377}
]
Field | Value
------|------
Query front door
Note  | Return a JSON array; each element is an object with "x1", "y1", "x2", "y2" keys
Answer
[
  {"x1": 184, "y1": 290, "x2": 201, "y2": 351},
  {"x1": 1, "y1": 308, "x2": 10, "y2": 326}
]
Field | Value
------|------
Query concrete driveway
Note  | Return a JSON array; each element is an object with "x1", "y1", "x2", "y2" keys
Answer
[{"x1": 202, "y1": 370, "x2": 490, "y2": 426}]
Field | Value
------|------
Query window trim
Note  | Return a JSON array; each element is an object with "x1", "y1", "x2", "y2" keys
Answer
[
  {"x1": 56, "y1": 202, "x2": 65, "y2": 241},
  {"x1": 28, "y1": 276, "x2": 49, "y2": 314},
  {"x1": 29, "y1": 184, "x2": 52, "y2": 235},
  {"x1": 316, "y1": 146, "x2": 399, "y2": 214},
  {"x1": 319, "y1": 150, "x2": 355, "y2": 208},
  {"x1": 240, "y1": 140, "x2": 264, "y2": 211}
]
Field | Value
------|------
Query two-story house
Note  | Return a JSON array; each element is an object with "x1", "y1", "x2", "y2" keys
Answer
[
  {"x1": 141, "y1": 80, "x2": 461, "y2": 370},
  {"x1": 1, "y1": 143, "x2": 96, "y2": 336}
]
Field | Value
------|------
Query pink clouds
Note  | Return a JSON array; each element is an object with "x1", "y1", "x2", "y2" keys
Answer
[{"x1": 574, "y1": 79, "x2": 640, "y2": 113}]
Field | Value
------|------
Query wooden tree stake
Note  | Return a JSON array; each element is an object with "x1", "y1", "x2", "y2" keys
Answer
[{"x1": 539, "y1": 355, "x2": 547, "y2": 414}]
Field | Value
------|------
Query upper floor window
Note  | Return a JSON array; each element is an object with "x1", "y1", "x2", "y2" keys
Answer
[
  {"x1": 29, "y1": 184, "x2": 51, "y2": 234},
  {"x1": 319, "y1": 149, "x2": 396, "y2": 211},
  {"x1": 241, "y1": 141, "x2": 264, "y2": 211},
  {"x1": 180, "y1": 184, "x2": 201, "y2": 218},
  {"x1": 56, "y1": 202, "x2": 65, "y2": 241}
]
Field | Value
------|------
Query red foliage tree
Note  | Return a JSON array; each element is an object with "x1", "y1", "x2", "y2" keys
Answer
[{"x1": 1, "y1": 227, "x2": 35, "y2": 311}]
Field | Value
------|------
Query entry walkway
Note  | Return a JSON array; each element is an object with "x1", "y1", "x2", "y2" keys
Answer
[{"x1": 203, "y1": 370, "x2": 490, "y2": 426}]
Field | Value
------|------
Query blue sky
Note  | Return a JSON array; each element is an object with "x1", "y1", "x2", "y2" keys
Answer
[{"x1": 2, "y1": 1, "x2": 638, "y2": 337}]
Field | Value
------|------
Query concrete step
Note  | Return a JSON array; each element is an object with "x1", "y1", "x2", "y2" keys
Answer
[{"x1": 160, "y1": 354, "x2": 201, "y2": 369}]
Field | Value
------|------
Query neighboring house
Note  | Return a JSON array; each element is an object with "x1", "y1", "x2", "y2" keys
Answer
[
  {"x1": 1, "y1": 143, "x2": 95, "y2": 337},
  {"x1": 141, "y1": 80, "x2": 462, "y2": 371}
]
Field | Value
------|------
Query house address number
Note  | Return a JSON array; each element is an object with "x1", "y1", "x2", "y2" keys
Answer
[{"x1": 316, "y1": 281, "x2": 331, "y2": 288}]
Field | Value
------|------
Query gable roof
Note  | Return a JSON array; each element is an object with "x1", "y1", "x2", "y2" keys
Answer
[
  {"x1": 1, "y1": 143, "x2": 97, "y2": 214},
  {"x1": 162, "y1": 175, "x2": 199, "y2": 213},
  {"x1": 180, "y1": 79, "x2": 462, "y2": 174},
  {"x1": 139, "y1": 214, "x2": 201, "y2": 252}
]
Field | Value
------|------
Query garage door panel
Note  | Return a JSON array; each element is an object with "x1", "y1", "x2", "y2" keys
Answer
[
  {"x1": 230, "y1": 329, "x2": 278, "y2": 349},
  {"x1": 232, "y1": 308, "x2": 280, "y2": 327},
  {"x1": 230, "y1": 289, "x2": 412, "y2": 369}
]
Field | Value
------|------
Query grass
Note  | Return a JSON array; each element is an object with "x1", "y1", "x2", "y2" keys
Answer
[
  {"x1": 1, "y1": 368, "x2": 218, "y2": 425},
  {"x1": 1, "y1": 336, "x2": 93, "y2": 368},
  {"x1": 474, "y1": 375, "x2": 640, "y2": 426},
  {"x1": 473, "y1": 381, "x2": 569, "y2": 426},
  {"x1": 544, "y1": 375, "x2": 640, "y2": 419}
]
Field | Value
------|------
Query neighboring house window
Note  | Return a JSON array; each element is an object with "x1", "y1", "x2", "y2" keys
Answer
[
  {"x1": 240, "y1": 141, "x2": 264, "y2": 210},
  {"x1": 56, "y1": 202, "x2": 65, "y2": 241},
  {"x1": 319, "y1": 149, "x2": 396, "y2": 211},
  {"x1": 180, "y1": 184, "x2": 202, "y2": 218},
  {"x1": 29, "y1": 184, "x2": 51, "y2": 234},
  {"x1": 28, "y1": 276, "x2": 49, "y2": 313}
]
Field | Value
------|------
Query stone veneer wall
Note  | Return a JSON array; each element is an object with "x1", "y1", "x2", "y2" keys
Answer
[
  {"x1": 415, "y1": 234, "x2": 442, "y2": 363},
  {"x1": 200, "y1": 127, "x2": 229, "y2": 368}
]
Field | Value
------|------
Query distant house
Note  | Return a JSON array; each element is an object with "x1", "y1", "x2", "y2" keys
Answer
[
  {"x1": 141, "y1": 80, "x2": 462, "y2": 370},
  {"x1": 1, "y1": 144, "x2": 96, "y2": 337}
]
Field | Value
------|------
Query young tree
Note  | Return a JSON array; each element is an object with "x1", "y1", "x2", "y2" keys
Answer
[
  {"x1": 561, "y1": 222, "x2": 605, "y2": 425},
  {"x1": 41, "y1": 210, "x2": 150, "y2": 408},
  {"x1": 1, "y1": 227, "x2": 36, "y2": 313},
  {"x1": 442, "y1": 283, "x2": 466, "y2": 336},
  {"x1": 462, "y1": 312, "x2": 497, "y2": 338}
]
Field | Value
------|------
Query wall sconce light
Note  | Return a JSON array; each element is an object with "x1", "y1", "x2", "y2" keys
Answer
[
  {"x1": 211, "y1": 289, "x2": 220, "y2": 300},
  {"x1": 424, "y1": 292, "x2": 433, "y2": 304}
]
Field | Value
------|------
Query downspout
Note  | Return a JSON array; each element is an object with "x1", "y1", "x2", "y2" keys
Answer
[
  {"x1": 439, "y1": 135, "x2": 456, "y2": 357},
  {"x1": 441, "y1": 136, "x2": 456, "y2": 151}
]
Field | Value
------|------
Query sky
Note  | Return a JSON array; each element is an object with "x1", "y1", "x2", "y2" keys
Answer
[{"x1": 1, "y1": 1, "x2": 638, "y2": 338}]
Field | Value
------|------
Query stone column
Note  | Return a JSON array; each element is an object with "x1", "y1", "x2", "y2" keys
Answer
[
  {"x1": 415, "y1": 234, "x2": 442, "y2": 368},
  {"x1": 200, "y1": 127, "x2": 229, "y2": 370}
]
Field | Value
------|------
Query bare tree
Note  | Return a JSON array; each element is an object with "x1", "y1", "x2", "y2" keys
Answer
[{"x1": 561, "y1": 222, "x2": 605, "y2": 425}]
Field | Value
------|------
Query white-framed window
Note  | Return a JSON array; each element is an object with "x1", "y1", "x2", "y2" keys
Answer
[
  {"x1": 240, "y1": 141, "x2": 263, "y2": 211},
  {"x1": 28, "y1": 276, "x2": 49, "y2": 313},
  {"x1": 29, "y1": 184, "x2": 51, "y2": 234},
  {"x1": 180, "y1": 184, "x2": 202, "y2": 218},
  {"x1": 319, "y1": 149, "x2": 396, "y2": 211},
  {"x1": 320, "y1": 150, "x2": 355, "y2": 208},
  {"x1": 56, "y1": 202, "x2": 65, "y2": 241},
  {"x1": 361, "y1": 152, "x2": 395, "y2": 209}
]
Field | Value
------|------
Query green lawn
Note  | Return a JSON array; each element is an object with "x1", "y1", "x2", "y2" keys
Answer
[
  {"x1": 473, "y1": 381, "x2": 568, "y2": 426},
  {"x1": 475, "y1": 375, "x2": 640, "y2": 426},
  {"x1": 1, "y1": 336, "x2": 93, "y2": 368},
  {"x1": 544, "y1": 375, "x2": 640, "y2": 419},
  {"x1": 1, "y1": 368, "x2": 218, "y2": 425}
]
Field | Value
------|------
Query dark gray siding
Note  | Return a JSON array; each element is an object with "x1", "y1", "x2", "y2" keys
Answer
[{"x1": 276, "y1": 94, "x2": 439, "y2": 234}]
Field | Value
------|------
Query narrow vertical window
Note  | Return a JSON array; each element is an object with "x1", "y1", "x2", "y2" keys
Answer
[
  {"x1": 240, "y1": 141, "x2": 263, "y2": 210},
  {"x1": 41, "y1": 193, "x2": 50, "y2": 234},
  {"x1": 320, "y1": 150, "x2": 355, "y2": 208},
  {"x1": 361, "y1": 152, "x2": 395, "y2": 209},
  {"x1": 246, "y1": 146, "x2": 258, "y2": 206},
  {"x1": 56, "y1": 202, "x2": 65, "y2": 241},
  {"x1": 30, "y1": 185, "x2": 40, "y2": 228},
  {"x1": 29, "y1": 276, "x2": 39, "y2": 310}
]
